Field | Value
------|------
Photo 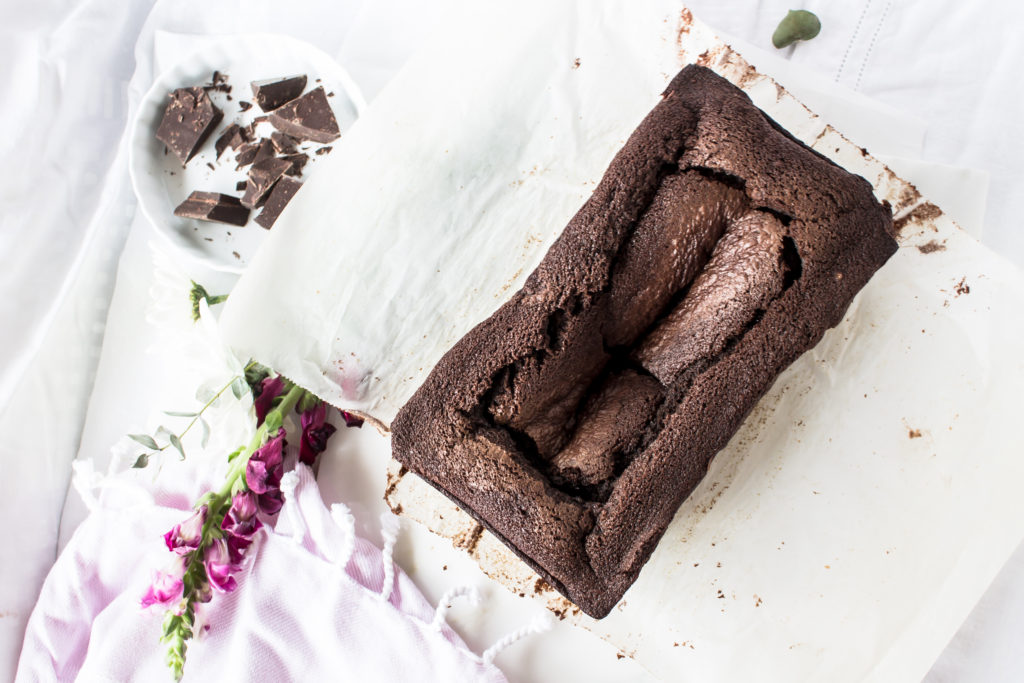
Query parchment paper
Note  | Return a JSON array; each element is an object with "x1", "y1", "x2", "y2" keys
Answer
[{"x1": 220, "y1": 3, "x2": 1024, "y2": 681}]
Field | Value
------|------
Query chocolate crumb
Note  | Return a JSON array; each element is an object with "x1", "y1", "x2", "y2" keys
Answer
[
  {"x1": 206, "y1": 162, "x2": 215, "y2": 171},
  {"x1": 954, "y1": 277, "x2": 970, "y2": 296},
  {"x1": 573, "y1": 57, "x2": 581, "y2": 69},
  {"x1": 616, "y1": 653, "x2": 625, "y2": 660},
  {"x1": 917, "y1": 240, "x2": 946, "y2": 254},
  {"x1": 316, "y1": 146, "x2": 333, "y2": 155},
  {"x1": 908, "y1": 428, "x2": 922, "y2": 439},
  {"x1": 232, "y1": 251, "x2": 240, "y2": 259},
  {"x1": 239, "y1": 101, "x2": 253, "y2": 112}
]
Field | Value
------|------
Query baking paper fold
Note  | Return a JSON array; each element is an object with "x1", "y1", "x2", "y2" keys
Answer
[{"x1": 220, "y1": 3, "x2": 1024, "y2": 681}]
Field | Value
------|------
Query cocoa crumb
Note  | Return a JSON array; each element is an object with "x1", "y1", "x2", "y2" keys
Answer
[
  {"x1": 917, "y1": 240, "x2": 946, "y2": 254},
  {"x1": 908, "y1": 428, "x2": 922, "y2": 439},
  {"x1": 955, "y1": 278, "x2": 970, "y2": 296}
]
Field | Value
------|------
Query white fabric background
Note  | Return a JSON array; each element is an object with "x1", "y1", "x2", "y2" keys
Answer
[{"x1": 1, "y1": 1, "x2": 1022, "y2": 681}]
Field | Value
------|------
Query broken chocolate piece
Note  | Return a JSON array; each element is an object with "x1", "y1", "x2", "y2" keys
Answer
[
  {"x1": 267, "y1": 87, "x2": 340, "y2": 143},
  {"x1": 234, "y1": 138, "x2": 274, "y2": 170},
  {"x1": 236, "y1": 180, "x2": 247, "y2": 191},
  {"x1": 173, "y1": 191, "x2": 249, "y2": 226},
  {"x1": 253, "y1": 138, "x2": 276, "y2": 164},
  {"x1": 241, "y1": 157, "x2": 293, "y2": 209},
  {"x1": 280, "y1": 153, "x2": 309, "y2": 177},
  {"x1": 315, "y1": 146, "x2": 333, "y2": 156},
  {"x1": 238, "y1": 100, "x2": 253, "y2": 112},
  {"x1": 251, "y1": 75, "x2": 307, "y2": 111},
  {"x1": 270, "y1": 131, "x2": 299, "y2": 155},
  {"x1": 254, "y1": 176, "x2": 302, "y2": 229},
  {"x1": 156, "y1": 87, "x2": 223, "y2": 165},
  {"x1": 214, "y1": 123, "x2": 249, "y2": 158}
]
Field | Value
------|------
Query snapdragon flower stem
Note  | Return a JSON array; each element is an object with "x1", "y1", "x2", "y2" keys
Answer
[{"x1": 215, "y1": 384, "x2": 306, "y2": 501}]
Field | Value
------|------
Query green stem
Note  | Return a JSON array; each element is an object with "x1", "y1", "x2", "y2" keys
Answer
[{"x1": 215, "y1": 383, "x2": 305, "y2": 500}]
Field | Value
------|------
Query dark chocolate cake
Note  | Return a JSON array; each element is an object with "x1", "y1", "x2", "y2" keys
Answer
[{"x1": 391, "y1": 65, "x2": 896, "y2": 618}]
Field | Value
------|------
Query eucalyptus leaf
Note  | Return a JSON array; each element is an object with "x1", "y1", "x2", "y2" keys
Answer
[
  {"x1": 169, "y1": 434, "x2": 185, "y2": 460},
  {"x1": 231, "y1": 376, "x2": 247, "y2": 400},
  {"x1": 195, "y1": 384, "x2": 215, "y2": 403},
  {"x1": 132, "y1": 453, "x2": 150, "y2": 468},
  {"x1": 772, "y1": 9, "x2": 821, "y2": 49},
  {"x1": 128, "y1": 433, "x2": 159, "y2": 450},
  {"x1": 164, "y1": 410, "x2": 199, "y2": 418},
  {"x1": 200, "y1": 418, "x2": 211, "y2": 449}
]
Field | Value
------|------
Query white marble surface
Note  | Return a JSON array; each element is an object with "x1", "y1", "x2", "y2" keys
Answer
[{"x1": 2, "y1": 1, "x2": 1023, "y2": 681}]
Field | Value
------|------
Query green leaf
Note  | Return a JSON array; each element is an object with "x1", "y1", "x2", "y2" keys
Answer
[
  {"x1": 155, "y1": 425, "x2": 172, "y2": 439},
  {"x1": 231, "y1": 376, "x2": 247, "y2": 400},
  {"x1": 164, "y1": 410, "x2": 199, "y2": 418},
  {"x1": 132, "y1": 453, "x2": 150, "y2": 468},
  {"x1": 169, "y1": 434, "x2": 185, "y2": 460},
  {"x1": 128, "y1": 433, "x2": 159, "y2": 450},
  {"x1": 772, "y1": 9, "x2": 821, "y2": 49},
  {"x1": 195, "y1": 384, "x2": 215, "y2": 403},
  {"x1": 200, "y1": 418, "x2": 211, "y2": 449}
]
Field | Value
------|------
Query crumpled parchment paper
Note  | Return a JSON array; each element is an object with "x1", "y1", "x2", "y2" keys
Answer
[{"x1": 220, "y1": 3, "x2": 1024, "y2": 680}]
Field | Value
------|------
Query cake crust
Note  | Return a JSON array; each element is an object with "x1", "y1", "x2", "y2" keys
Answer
[{"x1": 392, "y1": 65, "x2": 896, "y2": 618}]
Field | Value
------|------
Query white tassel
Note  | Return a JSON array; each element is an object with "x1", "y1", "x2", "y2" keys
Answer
[
  {"x1": 482, "y1": 615, "x2": 553, "y2": 666},
  {"x1": 379, "y1": 513, "x2": 401, "y2": 602},
  {"x1": 278, "y1": 470, "x2": 306, "y2": 545},
  {"x1": 430, "y1": 585, "x2": 481, "y2": 631},
  {"x1": 329, "y1": 503, "x2": 356, "y2": 569}
]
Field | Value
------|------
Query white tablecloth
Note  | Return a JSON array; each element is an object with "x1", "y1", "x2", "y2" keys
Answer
[{"x1": 2, "y1": 1, "x2": 1023, "y2": 681}]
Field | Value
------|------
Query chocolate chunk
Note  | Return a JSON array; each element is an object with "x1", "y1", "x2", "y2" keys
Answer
[
  {"x1": 251, "y1": 75, "x2": 307, "y2": 111},
  {"x1": 234, "y1": 138, "x2": 274, "y2": 170},
  {"x1": 236, "y1": 180, "x2": 247, "y2": 191},
  {"x1": 254, "y1": 176, "x2": 302, "y2": 229},
  {"x1": 241, "y1": 157, "x2": 293, "y2": 209},
  {"x1": 253, "y1": 138, "x2": 276, "y2": 164},
  {"x1": 156, "y1": 87, "x2": 223, "y2": 165},
  {"x1": 173, "y1": 191, "x2": 250, "y2": 226},
  {"x1": 280, "y1": 153, "x2": 309, "y2": 177},
  {"x1": 315, "y1": 146, "x2": 333, "y2": 156},
  {"x1": 234, "y1": 142, "x2": 258, "y2": 168},
  {"x1": 238, "y1": 101, "x2": 253, "y2": 112},
  {"x1": 214, "y1": 123, "x2": 249, "y2": 158},
  {"x1": 267, "y1": 87, "x2": 340, "y2": 143},
  {"x1": 270, "y1": 131, "x2": 299, "y2": 155}
]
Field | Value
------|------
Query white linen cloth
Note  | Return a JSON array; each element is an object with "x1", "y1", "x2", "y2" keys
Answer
[
  {"x1": 3, "y1": 1, "x2": 1024, "y2": 681},
  {"x1": 16, "y1": 463, "x2": 507, "y2": 682}
]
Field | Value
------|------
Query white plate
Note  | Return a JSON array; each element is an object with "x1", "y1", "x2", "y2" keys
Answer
[{"x1": 129, "y1": 34, "x2": 366, "y2": 273}]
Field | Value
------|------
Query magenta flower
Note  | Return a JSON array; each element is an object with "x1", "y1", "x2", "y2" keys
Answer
[
  {"x1": 340, "y1": 410, "x2": 364, "y2": 428},
  {"x1": 141, "y1": 557, "x2": 186, "y2": 608},
  {"x1": 222, "y1": 491, "x2": 262, "y2": 538},
  {"x1": 203, "y1": 538, "x2": 239, "y2": 593},
  {"x1": 245, "y1": 429, "x2": 286, "y2": 515},
  {"x1": 253, "y1": 376, "x2": 285, "y2": 425},
  {"x1": 163, "y1": 506, "x2": 208, "y2": 556},
  {"x1": 298, "y1": 402, "x2": 337, "y2": 466}
]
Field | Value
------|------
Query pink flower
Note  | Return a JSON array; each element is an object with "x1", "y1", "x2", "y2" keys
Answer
[
  {"x1": 298, "y1": 402, "x2": 337, "y2": 466},
  {"x1": 222, "y1": 491, "x2": 263, "y2": 563},
  {"x1": 203, "y1": 538, "x2": 239, "y2": 593},
  {"x1": 141, "y1": 557, "x2": 186, "y2": 608},
  {"x1": 340, "y1": 410, "x2": 364, "y2": 428},
  {"x1": 245, "y1": 430, "x2": 285, "y2": 495},
  {"x1": 245, "y1": 429, "x2": 286, "y2": 515},
  {"x1": 222, "y1": 491, "x2": 262, "y2": 538},
  {"x1": 163, "y1": 506, "x2": 207, "y2": 555},
  {"x1": 253, "y1": 376, "x2": 285, "y2": 425}
]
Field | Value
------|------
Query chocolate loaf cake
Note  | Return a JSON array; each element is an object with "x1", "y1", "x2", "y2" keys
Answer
[{"x1": 391, "y1": 65, "x2": 896, "y2": 618}]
